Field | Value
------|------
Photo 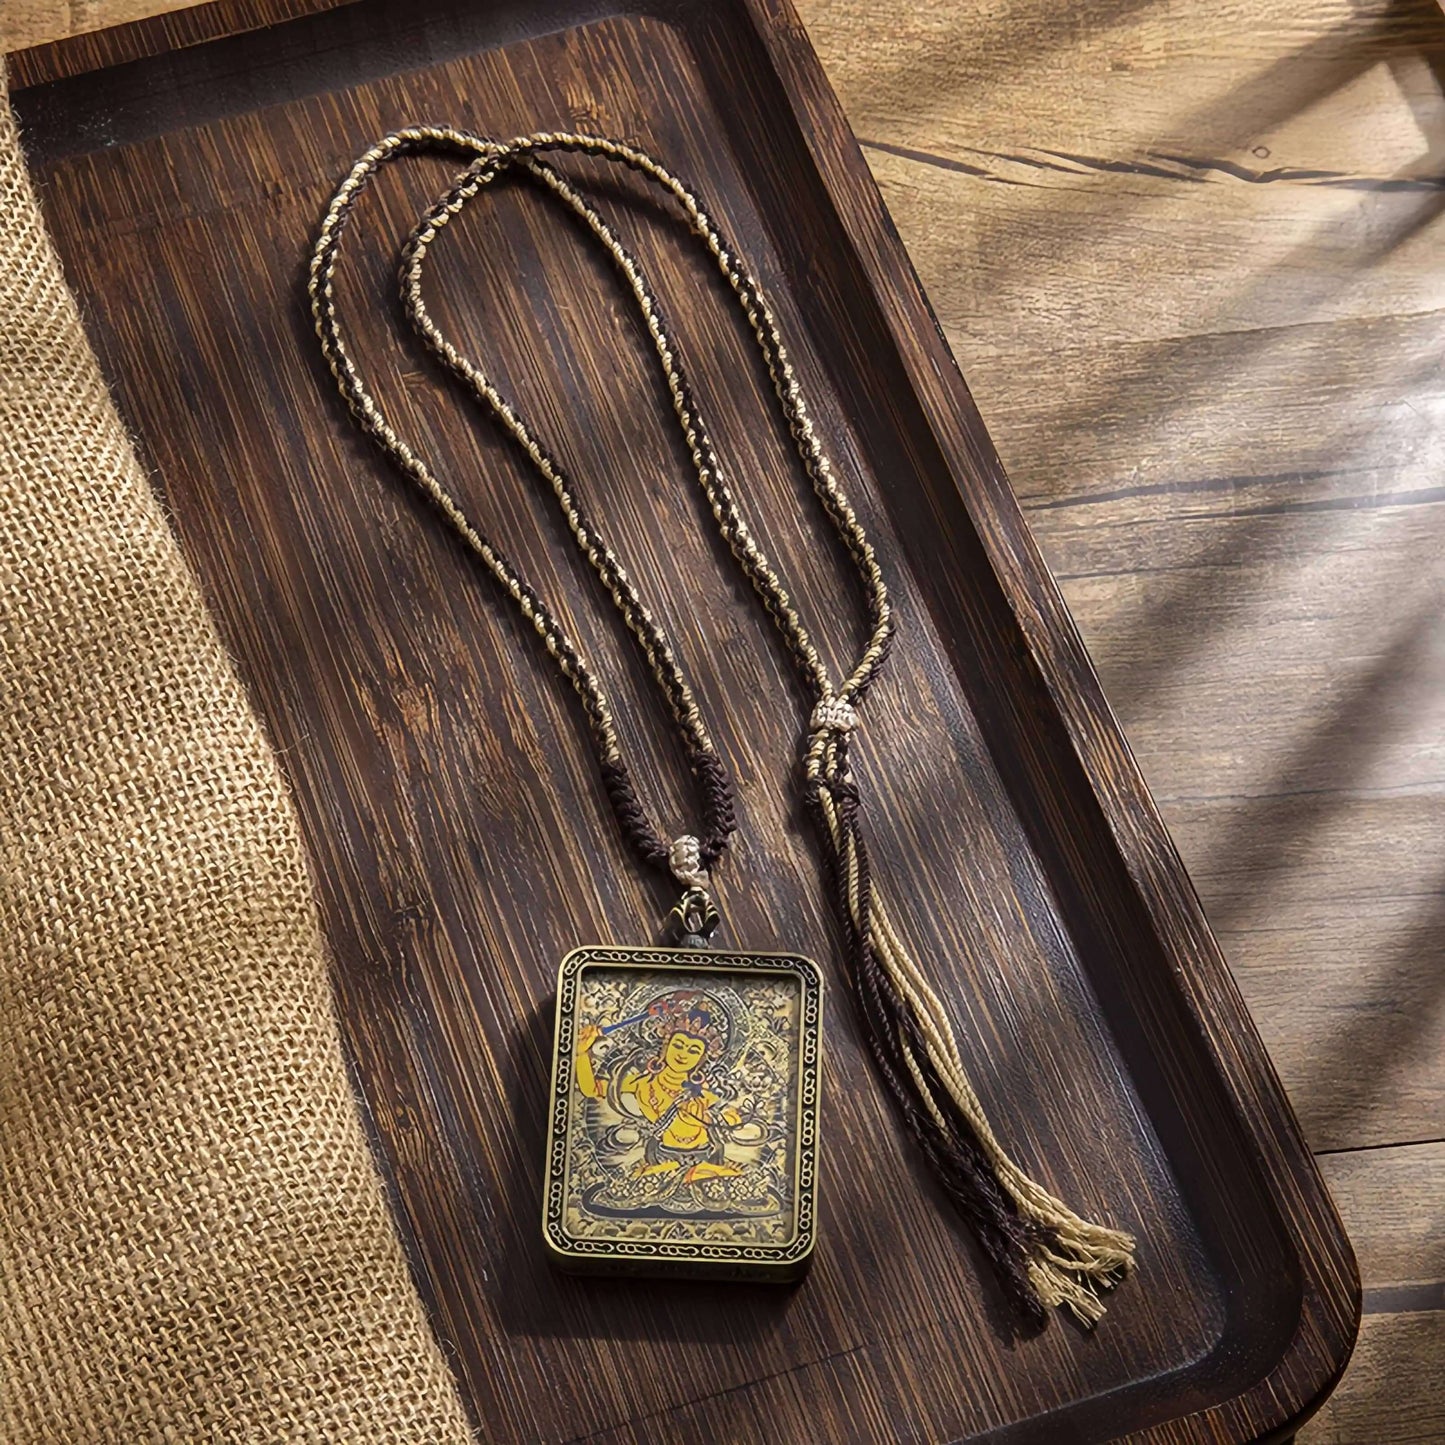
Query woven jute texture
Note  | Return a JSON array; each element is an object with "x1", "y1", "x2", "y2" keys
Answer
[{"x1": 0, "y1": 81, "x2": 475, "y2": 1443}]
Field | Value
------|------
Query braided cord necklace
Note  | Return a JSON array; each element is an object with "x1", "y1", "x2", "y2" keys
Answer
[{"x1": 309, "y1": 127, "x2": 1133, "y2": 1326}]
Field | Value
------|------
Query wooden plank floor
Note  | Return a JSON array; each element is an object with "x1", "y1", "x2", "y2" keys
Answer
[{"x1": 6, "y1": 0, "x2": 1442, "y2": 1435}]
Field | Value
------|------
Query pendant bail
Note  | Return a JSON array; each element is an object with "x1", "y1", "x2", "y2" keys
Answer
[{"x1": 667, "y1": 886, "x2": 720, "y2": 949}]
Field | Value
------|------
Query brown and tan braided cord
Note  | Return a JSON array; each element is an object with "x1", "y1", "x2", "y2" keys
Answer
[
  {"x1": 308, "y1": 127, "x2": 1135, "y2": 1327},
  {"x1": 309, "y1": 126, "x2": 734, "y2": 885}
]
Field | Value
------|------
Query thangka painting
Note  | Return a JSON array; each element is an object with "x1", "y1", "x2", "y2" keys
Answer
[{"x1": 544, "y1": 948, "x2": 821, "y2": 1271}]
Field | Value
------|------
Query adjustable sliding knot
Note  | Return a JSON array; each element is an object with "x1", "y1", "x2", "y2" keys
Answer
[
  {"x1": 667, "y1": 834, "x2": 709, "y2": 890},
  {"x1": 810, "y1": 696, "x2": 859, "y2": 736},
  {"x1": 805, "y1": 696, "x2": 859, "y2": 795}
]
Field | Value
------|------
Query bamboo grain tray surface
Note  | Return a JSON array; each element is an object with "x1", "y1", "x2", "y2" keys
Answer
[{"x1": 14, "y1": 1, "x2": 1358, "y2": 1439}]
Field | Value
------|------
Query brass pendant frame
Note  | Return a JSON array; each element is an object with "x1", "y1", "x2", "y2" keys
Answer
[{"x1": 543, "y1": 944, "x2": 823, "y2": 1281}]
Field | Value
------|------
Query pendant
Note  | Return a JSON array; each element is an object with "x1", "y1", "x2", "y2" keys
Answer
[{"x1": 542, "y1": 918, "x2": 823, "y2": 1281}]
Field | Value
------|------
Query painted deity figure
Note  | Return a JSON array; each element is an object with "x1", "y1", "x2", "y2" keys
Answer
[{"x1": 574, "y1": 990, "x2": 743, "y2": 1184}]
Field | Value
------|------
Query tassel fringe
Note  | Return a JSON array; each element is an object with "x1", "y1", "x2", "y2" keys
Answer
[{"x1": 807, "y1": 725, "x2": 1136, "y2": 1329}]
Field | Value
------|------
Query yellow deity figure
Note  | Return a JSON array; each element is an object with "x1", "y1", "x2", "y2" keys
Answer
[{"x1": 575, "y1": 990, "x2": 744, "y2": 1184}]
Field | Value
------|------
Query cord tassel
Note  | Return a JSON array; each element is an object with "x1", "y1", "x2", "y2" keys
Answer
[{"x1": 806, "y1": 720, "x2": 1135, "y2": 1328}]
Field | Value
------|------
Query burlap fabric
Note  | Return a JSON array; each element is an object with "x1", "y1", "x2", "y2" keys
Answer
[{"x1": 0, "y1": 81, "x2": 474, "y2": 1442}]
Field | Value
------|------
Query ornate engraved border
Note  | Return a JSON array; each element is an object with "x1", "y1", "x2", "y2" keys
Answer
[{"x1": 542, "y1": 945, "x2": 823, "y2": 1273}]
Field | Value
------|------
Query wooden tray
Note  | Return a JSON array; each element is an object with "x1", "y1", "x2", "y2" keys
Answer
[{"x1": 13, "y1": 2, "x2": 1359, "y2": 1439}]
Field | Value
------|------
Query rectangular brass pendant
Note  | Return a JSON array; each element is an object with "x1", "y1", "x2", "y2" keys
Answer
[{"x1": 542, "y1": 944, "x2": 823, "y2": 1281}]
